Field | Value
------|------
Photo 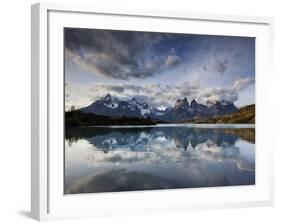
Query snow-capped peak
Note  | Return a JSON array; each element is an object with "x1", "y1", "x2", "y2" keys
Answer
[
  {"x1": 129, "y1": 97, "x2": 139, "y2": 106},
  {"x1": 102, "y1": 94, "x2": 120, "y2": 109},
  {"x1": 103, "y1": 93, "x2": 112, "y2": 101},
  {"x1": 128, "y1": 97, "x2": 152, "y2": 116},
  {"x1": 130, "y1": 97, "x2": 137, "y2": 102}
]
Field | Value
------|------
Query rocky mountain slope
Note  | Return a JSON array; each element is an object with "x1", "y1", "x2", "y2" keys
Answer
[
  {"x1": 183, "y1": 104, "x2": 255, "y2": 124},
  {"x1": 80, "y1": 94, "x2": 239, "y2": 123}
]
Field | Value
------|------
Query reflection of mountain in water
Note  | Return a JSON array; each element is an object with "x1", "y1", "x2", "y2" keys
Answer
[
  {"x1": 65, "y1": 126, "x2": 255, "y2": 194},
  {"x1": 65, "y1": 126, "x2": 254, "y2": 153}
]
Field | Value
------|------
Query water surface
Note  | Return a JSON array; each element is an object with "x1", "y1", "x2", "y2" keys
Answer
[{"x1": 64, "y1": 124, "x2": 255, "y2": 194}]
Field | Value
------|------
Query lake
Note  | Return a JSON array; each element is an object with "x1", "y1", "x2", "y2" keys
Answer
[{"x1": 64, "y1": 124, "x2": 255, "y2": 194}]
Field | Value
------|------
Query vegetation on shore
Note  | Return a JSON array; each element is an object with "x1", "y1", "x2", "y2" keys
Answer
[
  {"x1": 65, "y1": 104, "x2": 255, "y2": 126},
  {"x1": 65, "y1": 110, "x2": 156, "y2": 126},
  {"x1": 183, "y1": 104, "x2": 255, "y2": 124},
  {"x1": 222, "y1": 128, "x2": 255, "y2": 143}
]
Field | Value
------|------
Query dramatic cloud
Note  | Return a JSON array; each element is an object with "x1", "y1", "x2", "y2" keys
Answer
[
  {"x1": 65, "y1": 29, "x2": 183, "y2": 80},
  {"x1": 214, "y1": 59, "x2": 229, "y2": 74},
  {"x1": 65, "y1": 29, "x2": 255, "y2": 108},
  {"x1": 202, "y1": 59, "x2": 229, "y2": 74},
  {"x1": 65, "y1": 77, "x2": 254, "y2": 109},
  {"x1": 232, "y1": 78, "x2": 255, "y2": 92},
  {"x1": 199, "y1": 77, "x2": 255, "y2": 103}
]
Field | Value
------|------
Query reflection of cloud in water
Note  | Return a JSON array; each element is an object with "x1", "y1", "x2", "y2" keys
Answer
[
  {"x1": 236, "y1": 160, "x2": 254, "y2": 171},
  {"x1": 84, "y1": 141, "x2": 254, "y2": 172},
  {"x1": 66, "y1": 169, "x2": 177, "y2": 194},
  {"x1": 65, "y1": 126, "x2": 255, "y2": 193},
  {"x1": 65, "y1": 168, "x2": 236, "y2": 194}
]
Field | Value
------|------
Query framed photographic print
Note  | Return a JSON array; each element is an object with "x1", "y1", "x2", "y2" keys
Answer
[{"x1": 31, "y1": 2, "x2": 274, "y2": 221}]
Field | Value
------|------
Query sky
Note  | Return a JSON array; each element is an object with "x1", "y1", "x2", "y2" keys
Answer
[{"x1": 64, "y1": 28, "x2": 255, "y2": 110}]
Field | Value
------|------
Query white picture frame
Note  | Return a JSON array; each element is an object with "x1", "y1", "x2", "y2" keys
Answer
[{"x1": 31, "y1": 2, "x2": 274, "y2": 221}]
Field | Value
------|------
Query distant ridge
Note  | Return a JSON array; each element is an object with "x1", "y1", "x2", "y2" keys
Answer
[
  {"x1": 183, "y1": 104, "x2": 255, "y2": 124},
  {"x1": 79, "y1": 94, "x2": 240, "y2": 123}
]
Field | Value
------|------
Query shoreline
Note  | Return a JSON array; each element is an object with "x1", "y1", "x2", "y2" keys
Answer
[{"x1": 76, "y1": 123, "x2": 255, "y2": 129}]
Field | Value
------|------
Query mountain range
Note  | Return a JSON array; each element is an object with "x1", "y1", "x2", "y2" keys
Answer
[{"x1": 80, "y1": 94, "x2": 238, "y2": 123}]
